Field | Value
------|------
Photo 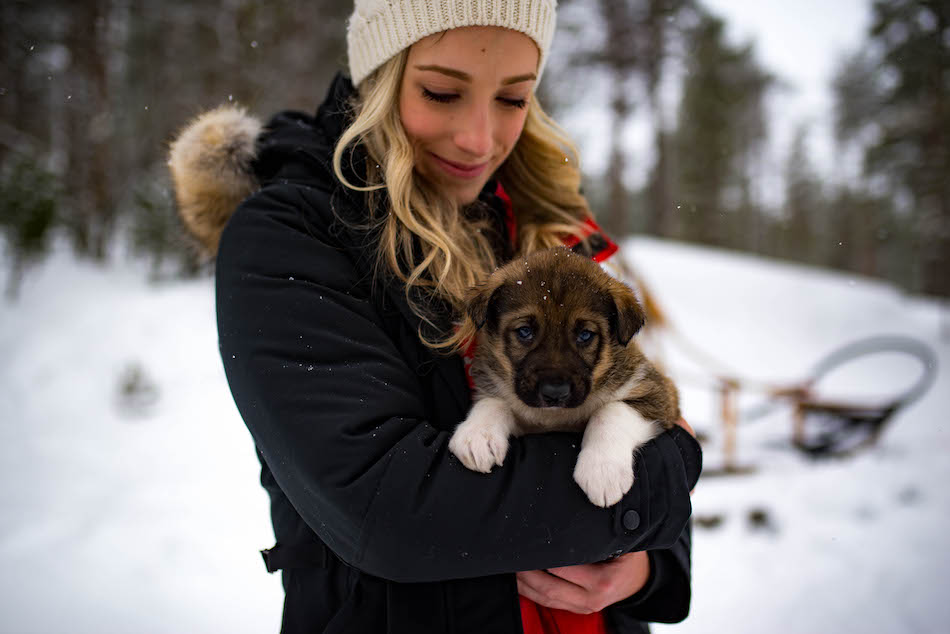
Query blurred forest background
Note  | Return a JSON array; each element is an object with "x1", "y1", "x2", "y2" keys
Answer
[{"x1": 1, "y1": 0, "x2": 948, "y2": 300}]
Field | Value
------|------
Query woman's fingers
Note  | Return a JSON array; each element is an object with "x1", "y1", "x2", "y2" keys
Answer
[
  {"x1": 545, "y1": 562, "x2": 598, "y2": 588},
  {"x1": 533, "y1": 552, "x2": 652, "y2": 611},
  {"x1": 516, "y1": 570, "x2": 596, "y2": 614}
]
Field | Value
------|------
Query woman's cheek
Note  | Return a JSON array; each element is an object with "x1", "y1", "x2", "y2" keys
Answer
[
  {"x1": 500, "y1": 113, "x2": 528, "y2": 157},
  {"x1": 400, "y1": 91, "x2": 436, "y2": 143}
]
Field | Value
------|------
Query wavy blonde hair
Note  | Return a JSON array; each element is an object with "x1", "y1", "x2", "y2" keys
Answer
[{"x1": 333, "y1": 50, "x2": 592, "y2": 350}]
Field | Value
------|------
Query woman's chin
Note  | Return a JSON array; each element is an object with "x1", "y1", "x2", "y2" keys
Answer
[
  {"x1": 454, "y1": 188, "x2": 483, "y2": 206},
  {"x1": 418, "y1": 164, "x2": 485, "y2": 203},
  {"x1": 440, "y1": 180, "x2": 486, "y2": 206}
]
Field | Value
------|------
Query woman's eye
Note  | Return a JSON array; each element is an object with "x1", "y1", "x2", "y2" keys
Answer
[
  {"x1": 516, "y1": 326, "x2": 534, "y2": 342},
  {"x1": 422, "y1": 88, "x2": 457, "y2": 103},
  {"x1": 576, "y1": 329, "x2": 595, "y2": 344},
  {"x1": 498, "y1": 97, "x2": 528, "y2": 109}
]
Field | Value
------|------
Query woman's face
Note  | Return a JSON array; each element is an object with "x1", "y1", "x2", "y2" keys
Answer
[{"x1": 399, "y1": 26, "x2": 539, "y2": 205}]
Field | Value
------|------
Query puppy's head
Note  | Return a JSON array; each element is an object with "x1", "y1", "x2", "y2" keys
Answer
[{"x1": 466, "y1": 247, "x2": 645, "y2": 409}]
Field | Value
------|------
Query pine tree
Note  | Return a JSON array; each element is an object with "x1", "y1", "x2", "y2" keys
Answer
[
  {"x1": 548, "y1": 0, "x2": 694, "y2": 237},
  {"x1": 836, "y1": 0, "x2": 950, "y2": 297},
  {"x1": 780, "y1": 126, "x2": 822, "y2": 264},
  {"x1": 671, "y1": 13, "x2": 773, "y2": 249},
  {"x1": 0, "y1": 158, "x2": 59, "y2": 298}
]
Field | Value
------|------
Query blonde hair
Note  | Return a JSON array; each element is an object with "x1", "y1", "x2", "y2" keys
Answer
[{"x1": 333, "y1": 50, "x2": 592, "y2": 350}]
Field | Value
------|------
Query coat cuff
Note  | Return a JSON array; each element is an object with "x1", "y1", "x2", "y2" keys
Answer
[
  {"x1": 667, "y1": 425, "x2": 702, "y2": 491},
  {"x1": 605, "y1": 528, "x2": 692, "y2": 625}
]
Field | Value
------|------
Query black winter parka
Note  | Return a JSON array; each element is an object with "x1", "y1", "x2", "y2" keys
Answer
[{"x1": 215, "y1": 74, "x2": 702, "y2": 634}]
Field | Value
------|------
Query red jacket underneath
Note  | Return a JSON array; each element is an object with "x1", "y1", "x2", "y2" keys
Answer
[{"x1": 520, "y1": 596, "x2": 609, "y2": 634}]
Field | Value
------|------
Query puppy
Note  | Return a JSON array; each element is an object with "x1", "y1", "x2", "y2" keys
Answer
[{"x1": 448, "y1": 247, "x2": 679, "y2": 507}]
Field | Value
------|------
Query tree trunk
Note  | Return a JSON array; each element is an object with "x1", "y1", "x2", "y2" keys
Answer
[
  {"x1": 644, "y1": 0, "x2": 671, "y2": 237},
  {"x1": 924, "y1": 5, "x2": 949, "y2": 297},
  {"x1": 66, "y1": 0, "x2": 114, "y2": 260},
  {"x1": 606, "y1": 74, "x2": 631, "y2": 236}
]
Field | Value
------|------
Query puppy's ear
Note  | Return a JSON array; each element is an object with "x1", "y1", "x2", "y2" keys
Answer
[
  {"x1": 465, "y1": 279, "x2": 503, "y2": 330},
  {"x1": 610, "y1": 279, "x2": 646, "y2": 346}
]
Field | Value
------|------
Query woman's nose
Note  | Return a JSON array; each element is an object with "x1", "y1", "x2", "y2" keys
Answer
[{"x1": 453, "y1": 106, "x2": 493, "y2": 158}]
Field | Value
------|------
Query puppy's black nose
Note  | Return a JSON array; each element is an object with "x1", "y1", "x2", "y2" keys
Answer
[{"x1": 539, "y1": 380, "x2": 571, "y2": 407}]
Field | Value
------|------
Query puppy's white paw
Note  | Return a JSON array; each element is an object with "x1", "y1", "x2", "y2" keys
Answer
[
  {"x1": 573, "y1": 449, "x2": 634, "y2": 508},
  {"x1": 449, "y1": 421, "x2": 509, "y2": 472},
  {"x1": 449, "y1": 398, "x2": 514, "y2": 473}
]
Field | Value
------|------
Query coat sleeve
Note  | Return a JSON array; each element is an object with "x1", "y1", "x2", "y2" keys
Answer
[
  {"x1": 605, "y1": 522, "x2": 694, "y2": 627},
  {"x1": 216, "y1": 184, "x2": 703, "y2": 584}
]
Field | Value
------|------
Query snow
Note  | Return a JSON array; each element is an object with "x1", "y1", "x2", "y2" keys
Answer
[{"x1": 1, "y1": 238, "x2": 948, "y2": 633}]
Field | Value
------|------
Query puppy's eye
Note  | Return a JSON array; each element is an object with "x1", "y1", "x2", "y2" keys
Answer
[
  {"x1": 576, "y1": 329, "x2": 595, "y2": 344},
  {"x1": 515, "y1": 325, "x2": 534, "y2": 342}
]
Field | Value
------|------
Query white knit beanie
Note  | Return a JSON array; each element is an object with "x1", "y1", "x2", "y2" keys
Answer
[{"x1": 347, "y1": 0, "x2": 558, "y2": 87}]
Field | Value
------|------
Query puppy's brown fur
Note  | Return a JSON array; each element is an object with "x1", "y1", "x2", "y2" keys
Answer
[{"x1": 449, "y1": 247, "x2": 679, "y2": 506}]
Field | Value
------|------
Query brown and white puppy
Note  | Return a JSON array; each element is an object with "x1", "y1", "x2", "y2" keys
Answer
[{"x1": 448, "y1": 247, "x2": 679, "y2": 507}]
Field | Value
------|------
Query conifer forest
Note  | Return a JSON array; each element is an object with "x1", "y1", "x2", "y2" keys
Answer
[{"x1": 2, "y1": 0, "x2": 947, "y2": 300}]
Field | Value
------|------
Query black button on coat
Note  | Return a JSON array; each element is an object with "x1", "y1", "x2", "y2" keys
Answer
[{"x1": 215, "y1": 74, "x2": 703, "y2": 634}]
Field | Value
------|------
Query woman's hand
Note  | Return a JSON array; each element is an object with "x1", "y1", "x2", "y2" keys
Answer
[
  {"x1": 516, "y1": 551, "x2": 650, "y2": 614},
  {"x1": 518, "y1": 419, "x2": 694, "y2": 613}
]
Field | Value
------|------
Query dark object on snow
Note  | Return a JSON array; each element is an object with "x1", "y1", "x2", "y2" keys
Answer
[
  {"x1": 116, "y1": 361, "x2": 159, "y2": 418},
  {"x1": 746, "y1": 507, "x2": 777, "y2": 533},
  {"x1": 694, "y1": 514, "x2": 725, "y2": 530}
]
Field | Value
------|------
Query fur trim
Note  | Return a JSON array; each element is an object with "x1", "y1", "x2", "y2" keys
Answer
[{"x1": 167, "y1": 105, "x2": 262, "y2": 256}]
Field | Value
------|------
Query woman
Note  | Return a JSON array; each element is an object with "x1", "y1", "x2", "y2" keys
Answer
[{"x1": 169, "y1": 1, "x2": 701, "y2": 632}]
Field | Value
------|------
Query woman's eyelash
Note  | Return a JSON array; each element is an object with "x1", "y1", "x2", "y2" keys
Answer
[
  {"x1": 422, "y1": 88, "x2": 457, "y2": 103},
  {"x1": 421, "y1": 88, "x2": 528, "y2": 109},
  {"x1": 499, "y1": 97, "x2": 528, "y2": 109}
]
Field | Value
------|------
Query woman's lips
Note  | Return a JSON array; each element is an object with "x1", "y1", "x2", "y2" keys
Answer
[{"x1": 430, "y1": 152, "x2": 489, "y2": 180}]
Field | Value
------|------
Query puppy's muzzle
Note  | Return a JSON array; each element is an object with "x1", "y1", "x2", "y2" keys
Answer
[
  {"x1": 538, "y1": 378, "x2": 572, "y2": 408},
  {"x1": 516, "y1": 367, "x2": 590, "y2": 410}
]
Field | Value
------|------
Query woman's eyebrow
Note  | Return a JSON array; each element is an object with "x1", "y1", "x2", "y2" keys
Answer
[
  {"x1": 414, "y1": 64, "x2": 537, "y2": 85},
  {"x1": 501, "y1": 72, "x2": 537, "y2": 85},
  {"x1": 415, "y1": 64, "x2": 470, "y2": 81}
]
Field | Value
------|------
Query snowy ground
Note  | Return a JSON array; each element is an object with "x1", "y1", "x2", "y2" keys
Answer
[{"x1": 1, "y1": 238, "x2": 947, "y2": 633}]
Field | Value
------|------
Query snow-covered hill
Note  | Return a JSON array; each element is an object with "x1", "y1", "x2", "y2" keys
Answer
[{"x1": 1, "y1": 238, "x2": 947, "y2": 633}]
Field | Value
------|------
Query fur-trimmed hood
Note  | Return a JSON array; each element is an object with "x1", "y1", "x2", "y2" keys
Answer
[
  {"x1": 167, "y1": 105, "x2": 263, "y2": 256},
  {"x1": 167, "y1": 75, "x2": 359, "y2": 256}
]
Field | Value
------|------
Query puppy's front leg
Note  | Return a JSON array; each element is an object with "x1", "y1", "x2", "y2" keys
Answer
[
  {"x1": 573, "y1": 402, "x2": 660, "y2": 507},
  {"x1": 449, "y1": 397, "x2": 516, "y2": 473}
]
